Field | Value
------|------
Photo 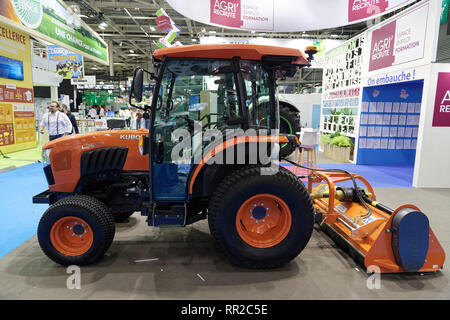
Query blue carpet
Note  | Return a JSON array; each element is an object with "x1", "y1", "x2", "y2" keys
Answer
[
  {"x1": 282, "y1": 163, "x2": 414, "y2": 188},
  {"x1": 0, "y1": 163, "x2": 48, "y2": 258}
]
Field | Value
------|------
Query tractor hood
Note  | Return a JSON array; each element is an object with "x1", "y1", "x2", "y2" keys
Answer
[{"x1": 43, "y1": 129, "x2": 149, "y2": 151}]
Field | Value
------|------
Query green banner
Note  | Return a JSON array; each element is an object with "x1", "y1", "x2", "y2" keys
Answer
[
  {"x1": 0, "y1": 0, "x2": 108, "y2": 64},
  {"x1": 442, "y1": 0, "x2": 449, "y2": 24}
]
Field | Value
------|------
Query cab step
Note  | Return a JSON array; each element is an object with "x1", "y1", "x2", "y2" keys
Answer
[{"x1": 147, "y1": 204, "x2": 186, "y2": 227}]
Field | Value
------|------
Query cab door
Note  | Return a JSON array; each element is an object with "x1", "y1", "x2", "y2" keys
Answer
[{"x1": 151, "y1": 58, "x2": 241, "y2": 201}]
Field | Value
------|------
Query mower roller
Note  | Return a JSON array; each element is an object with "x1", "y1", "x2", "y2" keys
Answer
[{"x1": 307, "y1": 170, "x2": 445, "y2": 273}]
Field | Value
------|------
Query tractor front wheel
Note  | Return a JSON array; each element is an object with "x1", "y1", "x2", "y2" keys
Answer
[
  {"x1": 37, "y1": 195, "x2": 115, "y2": 266},
  {"x1": 208, "y1": 166, "x2": 314, "y2": 269}
]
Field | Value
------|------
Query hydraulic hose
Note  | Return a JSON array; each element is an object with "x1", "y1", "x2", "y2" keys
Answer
[{"x1": 282, "y1": 158, "x2": 373, "y2": 223}]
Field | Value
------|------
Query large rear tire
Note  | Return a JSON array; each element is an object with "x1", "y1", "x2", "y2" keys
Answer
[
  {"x1": 37, "y1": 195, "x2": 115, "y2": 266},
  {"x1": 208, "y1": 166, "x2": 314, "y2": 269},
  {"x1": 279, "y1": 104, "x2": 301, "y2": 158}
]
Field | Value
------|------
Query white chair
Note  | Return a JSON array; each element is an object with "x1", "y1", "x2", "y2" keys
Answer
[{"x1": 293, "y1": 129, "x2": 319, "y2": 176}]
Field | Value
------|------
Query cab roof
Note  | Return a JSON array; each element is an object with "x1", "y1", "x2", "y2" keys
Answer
[{"x1": 153, "y1": 44, "x2": 309, "y2": 66}]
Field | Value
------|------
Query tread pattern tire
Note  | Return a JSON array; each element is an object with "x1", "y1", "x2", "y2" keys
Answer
[
  {"x1": 279, "y1": 104, "x2": 301, "y2": 158},
  {"x1": 208, "y1": 166, "x2": 314, "y2": 269},
  {"x1": 37, "y1": 195, "x2": 115, "y2": 266}
]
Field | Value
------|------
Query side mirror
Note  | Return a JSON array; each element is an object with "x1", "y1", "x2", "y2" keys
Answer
[{"x1": 131, "y1": 68, "x2": 144, "y2": 103}]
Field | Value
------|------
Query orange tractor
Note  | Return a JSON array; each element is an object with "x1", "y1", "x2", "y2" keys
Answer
[{"x1": 33, "y1": 44, "x2": 445, "y2": 273}]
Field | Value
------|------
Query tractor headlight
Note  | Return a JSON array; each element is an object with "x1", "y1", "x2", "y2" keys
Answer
[
  {"x1": 42, "y1": 148, "x2": 52, "y2": 165},
  {"x1": 138, "y1": 136, "x2": 144, "y2": 155},
  {"x1": 138, "y1": 135, "x2": 149, "y2": 155}
]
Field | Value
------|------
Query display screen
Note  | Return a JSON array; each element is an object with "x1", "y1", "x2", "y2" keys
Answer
[
  {"x1": 0, "y1": 56, "x2": 24, "y2": 81},
  {"x1": 107, "y1": 111, "x2": 115, "y2": 117}
]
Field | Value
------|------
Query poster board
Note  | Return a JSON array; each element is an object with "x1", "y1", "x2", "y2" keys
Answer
[
  {"x1": 357, "y1": 80, "x2": 423, "y2": 165},
  {"x1": 48, "y1": 45, "x2": 83, "y2": 79},
  {"x1": 0, "y1": 0, "x2": 108, "y2": 65},
  {"x1": 0, "y1": 22, "x2": 36, "y2": 153}
]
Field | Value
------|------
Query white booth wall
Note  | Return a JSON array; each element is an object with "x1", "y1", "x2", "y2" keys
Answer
[
  {"x1": 279, "y1": 93, "x2": 322, "y2": 128},
  {"x1": 414, "y1": 63, "x2": 450, "y2": 187}
]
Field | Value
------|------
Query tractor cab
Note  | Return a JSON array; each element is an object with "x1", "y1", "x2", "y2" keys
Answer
[{"x1": 130, "y1": 44, "x2": 310, "y2": 209}]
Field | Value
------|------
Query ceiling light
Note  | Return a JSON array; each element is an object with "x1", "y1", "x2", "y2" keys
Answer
[
  {"x1": 130, "y1": 49, "x2": 135, "y2": 53},
  {"x1": 209, "y1": 30, "x2": 216, "y2": 34},
  {"x1": 192, "y1": 39, "x2": 197, "y2": 42},
  {"x1": 150, "y1": 26, "x2": 156, "y2": 31}
]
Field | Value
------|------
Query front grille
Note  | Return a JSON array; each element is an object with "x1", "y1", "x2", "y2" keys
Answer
[
  {"x1": 80, "y1": 147, "x2": 128, "y2": 176},
  {"x1": 44, "y1": 164, "x2": 55, "y2": 185}
]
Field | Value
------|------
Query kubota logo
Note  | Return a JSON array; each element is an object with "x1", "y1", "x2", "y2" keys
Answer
[
  {"x1": 11, "y1": 0, "x2": 43, "y2": 29},
  {"x1": 120, "y1": 134, "x2": 141, "y2": 140}
]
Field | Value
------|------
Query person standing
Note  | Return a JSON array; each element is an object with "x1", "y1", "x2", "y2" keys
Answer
[
  {"x1": 87, "y1": 106, "x2": 98, "y2": 119},
  {"x1": 61, "y1": 104, "x2": 79, "y2": 134},
  {"x1": 136, "y1": 109, "x2": 143, "y2": 129},
  {"x1": 143, "y1": 110, "x2": 150, "y2": 129},
  {"x1": 99, "y1": 105, "x2": 106, "y2": 118},
  {"x1": 39, "y1": 101, "x2": 73, "y2": 141}
]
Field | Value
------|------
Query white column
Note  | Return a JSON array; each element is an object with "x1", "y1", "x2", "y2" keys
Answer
[{"x1": 108, "y1": 40, "x2": 114, "y2": 77}]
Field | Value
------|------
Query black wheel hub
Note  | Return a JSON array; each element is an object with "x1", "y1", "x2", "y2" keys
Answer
[
  {"x1": 252, "y1": 206, "x2": 267, "y2": 220},
  {"x1": 73, "y1": 224, "x2": 85, "y2": 235}
]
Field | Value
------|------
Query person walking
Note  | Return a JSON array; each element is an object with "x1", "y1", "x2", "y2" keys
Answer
[
  {"x1": 39, "y1": 101, "x2": 73, "y2": 141},
  {"x1": 61, "y1": 104, "x2": 79, "y2": 134}
]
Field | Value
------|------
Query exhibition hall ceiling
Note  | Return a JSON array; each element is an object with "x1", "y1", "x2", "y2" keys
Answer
[{"x1": 64, "y1": 0, "x2": 421, "y2": 77}]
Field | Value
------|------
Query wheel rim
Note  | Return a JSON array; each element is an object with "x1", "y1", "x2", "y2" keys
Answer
[
  {"x1": 50, "y1": 216, "x2": 94, "y2": 256},
  {"x1": 236, "y1": 194, "x2": 292, "y2": 248}
]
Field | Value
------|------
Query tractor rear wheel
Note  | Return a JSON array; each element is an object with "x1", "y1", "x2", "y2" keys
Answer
[
  {"x1": 208, "y1": 166, "x2": 314, "y2": 269},
  {"x1": 37, "y1": 195, "x2": 115, "y2": 266},
  {"x1": 279, "y1": 104, "x2": 301, "y2": 158}
]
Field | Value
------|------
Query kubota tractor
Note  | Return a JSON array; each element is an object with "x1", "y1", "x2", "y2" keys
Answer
[{"x1": 33, "y1": 44, "x2": 445, "y2": 273}]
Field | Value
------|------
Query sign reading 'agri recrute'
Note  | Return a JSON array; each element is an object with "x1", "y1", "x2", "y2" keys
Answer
[
  {"x1": 433, "y1": 73, "x2": 450, "y2": 127},
  {"x1": 210, "y1": 0, "x2": 273, "y2": 30},
  {"x1": 368, "y1": 2, "x2": 428, "y2": 72},
  {"x1": 349, "y1": 0, "x2": 388, "y2": 22}
]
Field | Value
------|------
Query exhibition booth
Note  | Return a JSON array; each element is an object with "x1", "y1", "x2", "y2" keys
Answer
[{"x1": 319, "y1": 0, "x2": 447, "y2": 187}]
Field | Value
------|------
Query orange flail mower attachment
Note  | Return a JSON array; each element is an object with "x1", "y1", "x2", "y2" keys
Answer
[{"x1": 308, "y1": 171, "x2": 445, "y2": 273}]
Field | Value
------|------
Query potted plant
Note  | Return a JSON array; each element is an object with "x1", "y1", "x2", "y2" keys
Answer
[
  {"x1": 329, "y1": 134, "x2": 354, "y2": 162},
  {"x1": 320, "y1": 132, "x2": 354, "y2": 162}
]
